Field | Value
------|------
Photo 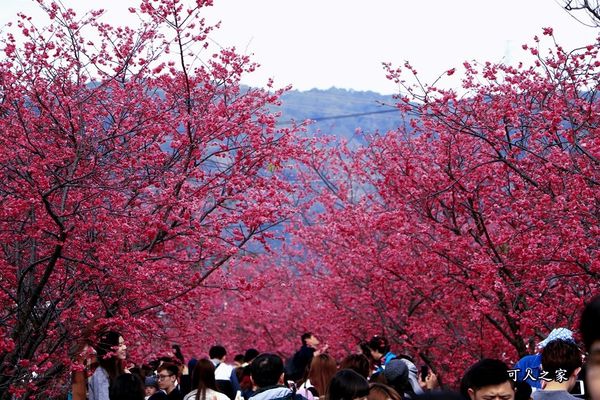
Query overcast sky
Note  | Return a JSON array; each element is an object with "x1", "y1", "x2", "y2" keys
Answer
[{"x1": 1, "y1": 0, "x2": 598, "y2": 94}]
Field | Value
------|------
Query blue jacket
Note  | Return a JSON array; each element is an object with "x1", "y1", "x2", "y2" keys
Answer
[
  {"x1": 373, "y1": 351, "x2": 397, "y2": 375},
  {"x1": 514, "y1": 354, "x2": 542, "y2": 388}
]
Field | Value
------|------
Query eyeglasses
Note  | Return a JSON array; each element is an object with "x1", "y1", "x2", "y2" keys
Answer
[{"x1": 157, "y1": 374, "x2": 173, "y2": 381}]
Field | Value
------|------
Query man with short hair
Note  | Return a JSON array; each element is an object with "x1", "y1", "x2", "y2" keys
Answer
[
  {"x1": 210, "y1": 345, "x2": 241, "y2": 400},
  {"x1": 151, "y1": 363, "x2": 183, "y2": 400},
  {"x1": 285, "y1": 333, "x2": 327, "y2": 383},
  {"x1": 532, "y1": 339, "x2": 582, "y2": 400},
  {"x1": 250, "y1": 353, "x2": 306, "y2": 400},
  {"x1": 581, "y1": 295, "x2": 600, "y2": 400},
  {"x1": 465, "y1": 359, "x2": 515, "y2": 400}
]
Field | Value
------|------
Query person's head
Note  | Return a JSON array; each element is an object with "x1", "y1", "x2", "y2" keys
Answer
[
  {"x1": 95, "y1": 331, "x2": 126, "y2": 380},
  {"x1": 582, "y1": 295, "x2": 600, "y2": 400},
  {"x1": 465, "y1": 359, "x2": 515, "y2": 400},
  {"x1": 209, "y1": 345, "x2": 227, "y2": 361},
  {"x1": 540, "y1": 339, "x2": 582, "y2": 388},
  {"x1": 109, "y1": 373, "x2": 145, "y2": 400},
  {"x1": 328, "y1": 369, "x2": 370, "y2": 400},
  {"x1": 308, "y1": 353, "x2": 338, "y2": 396},
  {"x1": 340, "y1": 354, "x2": 371, "y2": 379},
  {"x1": 191, "y1": 358, "x2": 218, "y2": 400},
  {"x1": 144, "y1": 375, "x2": 159, "y2": 398},
  {"x1": 158, "y1": 355, "x2": 179, "y2": 366},
  {"x1": 244, "y1": 348, "x2": 260, "y2": 364},
  {"x1": 514, "y1": 381, "x2": 532, "y2": 400},
  {"x1": 368, "y1": 336, "x2": 390, "y2": 361},
  {"x1": 250, "y1": 353, "x2": 285, "y2": 388},
  {"x1": 96, "y1": 330, "x2": 126, "y2": 361},
  {"x1": 368, "y1": 383, "x2": 402, "y2": 400},
  {"x1": 369, "y1": 371, "x2": 387, "y2": 385},
  {"x1": 157, "y1": 362, "x2": 180, "y2": 393},
  {"x1": 383, "y1": 359, "x2": 409, "y2": 395},
  {"x1": 302, "y1": 333, "x2": 320, "y2": 347},
  {"x1": 234, "y1": 354, "x2": 245, "y2": 367}
]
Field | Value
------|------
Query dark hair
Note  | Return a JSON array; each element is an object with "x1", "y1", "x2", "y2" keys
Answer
[
  {"x1": 302, "y1": 333, "x2": 313, "y2": 345},
  {"x1": 244, "y1": 348, "x2": 260, "y2": 363},
  {"x1": 581, "y1": 295, "x2": 600, "y2": 353},
  {"x1": 358, "y1": 342, "x2": 374, "y2": 362},
  {"x1": 459, "y1": 367, "x2": 472, "y2": 400},
  {"x1": 541, "y1": 339, "x2": 582, "y2": 381},
  {"x1": 251, "y1": 353, "x2": 284, "y2": 388},
  {"x1": 109, "y1": 373, "x2": 145, "y2": 400},
  {"x1": 465, "y1": 359, "x2": 513, "y2": 391},
  {"x1": 158, "y1": 362, "x2": 180, "y2": 378},
  {"x1": 95, "y1": 331, "x2": 125, "y2": 382},
  {"x1": 340, "y1": 354, "x2": 371, "y2": 379},
  {"x1": 308, "y1": 353, "x2": 338, "y2": 396},
  {"x1": 368, "y1": 336, "x2": 390, "y2": 355},
  {"x1": 368, "y1": 383, "x2": 402, "y2": 400},
  {"x1": 172, "y1": 344, "x2": 185, "y2": 364},
  {"x1": 96, "y1": 331, "x2": 121, "y2": 358},
  {"x1": 159, "y1": 355, "x2": 180, "y2": 366},
  {"x1": 192, "y1": 359, "x2": 218, "y2": 400},
  {"x1": 514, "y1": 381, "x2": 532, "y2": 400},
  {"x1": 369, "y1": 371, "x2": 387, "y2": 385},
  {"x1": 234, "y1": 354, "x2": 245, "y2": 364},
  {"x1": 328, "y1": 369, "x2": 370, "y2": 400},
  {"x1": 209, "y1": 345, "x2": 227, "y2": 360}
]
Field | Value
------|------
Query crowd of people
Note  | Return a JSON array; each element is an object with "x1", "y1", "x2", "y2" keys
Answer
[{"x1": 73, "y1": 294, "x2": 600, "y2": 400}]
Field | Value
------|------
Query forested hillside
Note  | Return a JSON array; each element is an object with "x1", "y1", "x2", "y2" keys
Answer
[{"x1": 279, "y1": 88, "x2": 407, "y2": 144}]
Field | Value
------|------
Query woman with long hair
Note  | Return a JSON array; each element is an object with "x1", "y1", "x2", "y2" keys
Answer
[
  {"x1": 89, "y1": 331, "x2": 127, "y2": 400},
  {"x1": 299, "y1": 354, "x2": 337, "y2": 399},
  {"x1": 339, "y1": 354, "x2": 371, "y2": 380},
  {"x1": 327, "y1": 369, "x2": 370, "y2": 400},
  {"x1": 183, "y1": 358, "x2": 230, "y2": 400}
]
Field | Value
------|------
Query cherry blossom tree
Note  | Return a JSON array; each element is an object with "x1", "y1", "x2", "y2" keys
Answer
[
  {"x1": 0, "y1": 0, "x2": 304, "y2": 397},
  {"x1": 285, "y1": 30, "x2": 600, "y2": 385}
]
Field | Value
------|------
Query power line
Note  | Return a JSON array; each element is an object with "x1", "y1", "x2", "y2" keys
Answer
[
  {"x1": 312, "y1": 108, "x2": 400, "y2": 122},
  {"x1": 277, "y1": 108, "x2": 402, "y2": 126}
]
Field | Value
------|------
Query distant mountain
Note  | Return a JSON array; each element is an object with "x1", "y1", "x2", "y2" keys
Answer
[{"x1": 277, "y1": 88, "x2": 408, "y2": 146}]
